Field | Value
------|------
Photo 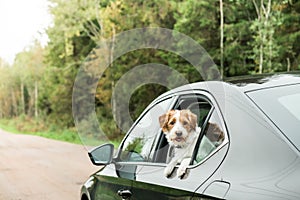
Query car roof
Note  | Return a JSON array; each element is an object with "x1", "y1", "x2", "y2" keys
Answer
[
  {"x1": 156, "y1": 71, "x2": 300, "y2": 101},
  {"x1": 224, "y1": 71, "x2": 300, "y2": 92},
  {"x1": 164, "y1": 71, "x2": 300, "y2": 96}
]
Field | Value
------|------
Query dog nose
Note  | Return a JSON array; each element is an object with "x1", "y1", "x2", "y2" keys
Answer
[{"x1": 176, "y1": 131, "x2": 182, "y2": 137}]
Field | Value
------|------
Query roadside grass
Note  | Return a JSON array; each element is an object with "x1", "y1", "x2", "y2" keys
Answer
[
  {"x1": 0, "y1": 117, "x2": 121, "y2": 147},
  {"x1": 0, "y1": 118, "x2": 82, "y2": 144}
]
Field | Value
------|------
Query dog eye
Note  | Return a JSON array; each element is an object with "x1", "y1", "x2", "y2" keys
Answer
[{"x1": 169, "y1": 121, "x2": 175, "y2": 125}]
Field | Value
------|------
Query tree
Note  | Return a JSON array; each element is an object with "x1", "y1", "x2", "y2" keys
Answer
[
  {"x1": 1, "y1": 0, "x2": 299, "y2": 142},
  {"x1": 0, "y1": 62, "x2": 20, "y2": 118},
  {"x1": 14, "y1": 41, "x2": 45, "y2": 118},
  {"x1": 44, "y1": 0, "x2": 99, "y2": 127},
  {"x1": 220, "y1": 0, "x2": 224, "y2": 78},
  {"x1": 276, "y1": 0, "x2": 300, "y2": 71},
  {"x1": 250, "y1": 0, "x2": 282, "y2": 73}
]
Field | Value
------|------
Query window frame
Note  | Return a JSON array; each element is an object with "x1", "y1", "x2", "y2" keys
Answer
[
  {"x1": 189, "y1": 94, "x2": 228, "y2": 168},
  {"x1": 115, "y1": 89, "x2": 229, "y2": 168},
  {"x1": 150, "y1": 93, "x2": 214, "y2": 164},
  {"x1": 116, "y1": 96, "x2": 176, "y2": 163},
  {"x1": 192, "y1": 108, "x2": 228, "y2": 165}
]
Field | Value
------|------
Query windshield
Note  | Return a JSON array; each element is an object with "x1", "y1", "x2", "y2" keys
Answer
[{"x1": 246, "y1": 84, "x2": 300, "y2": 151}]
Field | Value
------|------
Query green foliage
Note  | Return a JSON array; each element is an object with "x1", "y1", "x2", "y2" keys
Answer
[{"x1": 0, "y1": 0, "x2": 299, "y2": 144}]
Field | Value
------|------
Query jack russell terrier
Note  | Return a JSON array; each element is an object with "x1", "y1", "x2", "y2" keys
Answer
[{"x1": 159, "y1": 109, "x2": 200, "y2": 178}]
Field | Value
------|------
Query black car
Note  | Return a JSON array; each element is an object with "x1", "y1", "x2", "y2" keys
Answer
[{"x1": 81, "y1": 73, "x2": 300, "y2": 200}]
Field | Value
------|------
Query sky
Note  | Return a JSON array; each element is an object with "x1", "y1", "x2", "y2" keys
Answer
[{"x1": 0, "y1": 0, "x2": 52, "y2": 65}]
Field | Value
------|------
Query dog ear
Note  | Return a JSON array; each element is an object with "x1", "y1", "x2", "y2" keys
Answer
[
  {"x1": 159, "y1": 110, "x2": 175, "y2": 132},
  {"x1": 159, "y1": 113, "x2": 167, "y2": 128}
]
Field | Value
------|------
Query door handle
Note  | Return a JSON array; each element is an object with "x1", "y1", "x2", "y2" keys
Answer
[{"x1": 117, "y1": 189, "x2": 132, "y2": 200}]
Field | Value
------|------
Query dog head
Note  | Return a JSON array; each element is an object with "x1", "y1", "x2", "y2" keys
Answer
[{"x1": 159, "y1": 109, "x2": 198, "y2": 147}]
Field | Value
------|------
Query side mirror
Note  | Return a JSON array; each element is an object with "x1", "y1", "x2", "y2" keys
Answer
[{"x1": 88, "y1": 144, "x2": 114, "y2": 166}]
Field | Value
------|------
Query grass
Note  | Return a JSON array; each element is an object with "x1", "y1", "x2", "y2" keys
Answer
[
  {"x1": 0, "y1": 118, "x2": 82, "y2": 144},
  {"x1": 0, "y1": 117, "x2": 121, "y2": 147}
]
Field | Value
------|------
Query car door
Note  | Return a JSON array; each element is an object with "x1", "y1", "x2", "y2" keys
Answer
[
  {"x1": 88, "y1": 96, "x2": 174, "y2": 200},
  {"x1": 129, "y1": 92, "x2": 229, "y2": 200},
  {"x1": 98, "y1": 96, "x2": 175, "y2": 200}
]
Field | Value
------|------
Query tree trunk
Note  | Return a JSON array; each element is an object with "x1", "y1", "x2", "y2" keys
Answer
[
  {"x1": 253, "y1": 0, "x2": 273, "y2": 74},
  {"x1": 34, "y1": 80, "x2": 38, "y2": 118},
  {"x1": 259, "y1": 43, "x2": 263, "y2": 74},
  {"x1": 21, "y1": 81, "x2": 25, "y2": 115},
  {"x1": 11, "y1": 90, "x2": 17, "y2": 117},
  {"x1": 287, "y1": 57, "x2": 291, "y2": 72},
  {"x1": 219, "y1": 0, "x2": 224, "y2": 79},
  {"x1": 0, "y1": 100, "x2": 2, "y2": 118}
]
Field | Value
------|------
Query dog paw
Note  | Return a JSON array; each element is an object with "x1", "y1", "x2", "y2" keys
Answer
[
  {"x1": 164, "y1": 166, "x2": 175, "y2": 178},
  {"x1": 177, "y1": 166, "x2": 187, "y2": 178}
]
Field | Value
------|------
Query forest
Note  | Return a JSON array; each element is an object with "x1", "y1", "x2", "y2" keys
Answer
[{"x1": 0, "y1": 0, "x2": 299, "y2": 143}]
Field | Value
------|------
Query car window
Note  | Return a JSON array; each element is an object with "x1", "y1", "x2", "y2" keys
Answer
[
  {"x1": 153, "y1": 95, "x2": 215, "y2": 164},
  {"x1": 246, "y1": 84, "x2": 300, "y2": 151},
  {"x1": 119, "y1": 98, "x2": 173, "y2": 162},
  {"x1": 194, "y1": 109, "x2": 225, "y2": 164}
]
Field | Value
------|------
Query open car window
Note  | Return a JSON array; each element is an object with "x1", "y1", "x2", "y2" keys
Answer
[
  {"x1": 119, "y1": 97, "x2": 173, "y2": 162},
  {"x1": 118, "y1": 93, "x2": 226, "y2": 165},
  {"x1": 153, "y1": 95, "x2": 217, "y2": 164}
]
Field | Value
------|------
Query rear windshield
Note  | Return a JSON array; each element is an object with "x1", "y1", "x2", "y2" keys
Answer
[{"x1": 246, "y1": 84, "x2": 300, "y2": 151}]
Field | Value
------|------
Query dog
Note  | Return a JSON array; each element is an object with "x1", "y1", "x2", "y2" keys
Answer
[{"x1": 159, "y1": 109, "x2": 200, "y2": 178}]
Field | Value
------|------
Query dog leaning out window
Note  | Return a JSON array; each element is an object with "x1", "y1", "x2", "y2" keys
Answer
[{"x1": 159, "y1": 109, "x2": 224, "y2": 178}]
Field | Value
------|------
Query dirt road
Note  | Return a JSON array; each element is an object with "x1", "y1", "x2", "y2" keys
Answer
[{"x1": 0, "y1": 129, "x2": 99, "y2": 200}]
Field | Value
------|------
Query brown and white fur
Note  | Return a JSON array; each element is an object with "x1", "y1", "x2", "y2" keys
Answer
[{"x1": 159, "y1": 109, "x2": 200, "y2": 178}]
